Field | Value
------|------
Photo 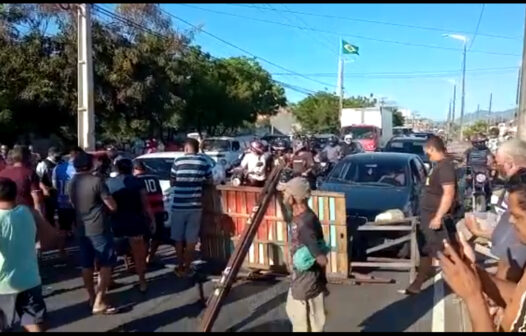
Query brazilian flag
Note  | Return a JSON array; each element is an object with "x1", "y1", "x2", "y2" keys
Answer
[{"x1": 342, "y1": 40, "x2": 359, "y2": 55}]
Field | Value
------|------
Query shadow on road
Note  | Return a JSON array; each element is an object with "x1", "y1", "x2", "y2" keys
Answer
[
  {"x1": 358, "y1": 279, "x2": 442, "y2": 332},
  {"x1": 226, "y1": 289, "x2": 288, "y2": 332},
  {"x1": 108, "y1": 300, "x2": 205, "y2": 332},
  {"x1": 239, "y1": 319, "x2": 292, "y2": 332},
  {"x1": 46, "y1": 269, "x2": 195, "y2": 330}
]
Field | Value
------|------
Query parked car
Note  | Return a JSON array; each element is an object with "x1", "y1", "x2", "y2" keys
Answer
[
  {"x1": 383, "y1": 136, "x2": 430, "y2": 170},
  {"x1": 201, "y1": 137, "x2": 246, "y2": 171},
  {"x1": 135, "y1": 151, "x2": 226, "y2": 226},
  {"x1": 319, "y1": 152, "x2": 427, "y2": 221}
]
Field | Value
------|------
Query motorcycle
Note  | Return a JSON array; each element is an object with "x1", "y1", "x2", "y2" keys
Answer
[
  {"x1": 229, "y1": 162, "x2": 267, "y2": 187},
  {"x1": 314, "y1": 152, "x2": 334, "y2": 189},
  {"x1": 464, "y1": 165, "x2": 491, "y2": 212}
]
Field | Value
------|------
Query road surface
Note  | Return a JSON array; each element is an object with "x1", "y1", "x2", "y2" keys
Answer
[{"x1": 37, "y1": 244, "x2": 467, "y2": 332}]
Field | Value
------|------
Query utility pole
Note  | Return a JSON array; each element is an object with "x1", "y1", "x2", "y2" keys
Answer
[
  {"x1": 77, "y1": 4, "x2": 95, "y2": 151},
  {"x1": 446, "y1": 100, "x2": 452, "y2": 142},
  {"x1": 459, "y1": 42, "x2": 467, "y2": 141},
  {"x1": 488, "y1": 93, "x2": 493, "y2": 126},
  {"x1": 518, "y1": 5, "x2": 526, "y2": 141}
]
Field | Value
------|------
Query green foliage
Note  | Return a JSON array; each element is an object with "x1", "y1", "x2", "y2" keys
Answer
[
  {"x1": 0, "y1": 3, "x2": 286, "y2": 145},
  {"x1": 463, "y1": 120, "x2": 488, "y2": 139},
  {"x1": 392, "y1": 109, "x2": 405, "y2": 127},
  {"x1": 292, "y1": 92, "x2": 376, "y2": 134}
]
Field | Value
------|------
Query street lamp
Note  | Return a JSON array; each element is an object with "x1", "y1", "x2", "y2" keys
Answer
[{"x1": 444, "y1": 34, "x2": 467, "y2": 141}]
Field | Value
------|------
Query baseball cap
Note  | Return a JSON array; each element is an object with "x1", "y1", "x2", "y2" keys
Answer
[{"x1": 278, "y1": 177, "x2": 311, "y2": 200}]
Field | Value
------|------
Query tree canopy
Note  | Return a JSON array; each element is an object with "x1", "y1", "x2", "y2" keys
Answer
[
  {"x1": 0, "y1": 3, "x2": 286, "y2": 146},
  {"x1": 292, "y1": 92, "x2": 377, "y2": 134}
]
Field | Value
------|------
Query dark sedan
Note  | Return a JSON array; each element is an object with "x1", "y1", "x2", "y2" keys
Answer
[{"x1": 319, "y1": 152, "x2": 427, "y2": 222}]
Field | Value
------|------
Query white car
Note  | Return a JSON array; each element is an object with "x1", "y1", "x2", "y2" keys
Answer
[
  {"x1": 201, "y1": 137, "x2": 246, "y2": 171},
  {"x1": 135, "y1": 151, "x2": 226, "y2": 226}
]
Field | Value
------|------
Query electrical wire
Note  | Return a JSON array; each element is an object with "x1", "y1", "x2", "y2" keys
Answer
[
  {"x1": 234, "y1": 4, "x2": 521, "y2": 41},
  {"x1": 469, "y1": 4, "x2": 485, "y2": 51}
]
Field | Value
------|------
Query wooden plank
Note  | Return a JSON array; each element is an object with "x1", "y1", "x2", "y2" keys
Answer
[
  {"x1": 350, "y1": 261, "x2": 413, "y2": 269},
  {"x1": 365, "y1": 235, "x2": 410, "y2": 255},
  {"x1": 334, "y1": 197, "x2": 346, "y2": 226},
  {"x1": 357, "y1": 225, "x2": 413, "y2": 231}
]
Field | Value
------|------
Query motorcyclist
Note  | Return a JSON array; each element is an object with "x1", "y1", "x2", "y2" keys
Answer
[
  {"x1": 271, "y1": 139, "x2": 291, "y2": 168},
  {"x1": 240, "y1": 140, "x2": 270, "y2": 187},
  {"x1": 341, "y1": 134, "x2": 357, "y2": 157},
  {"x1": 465, "y1": 133, "x2": 492, "y2": 168},
  {"x1": 320, "y1": 135, "x2": 342, "y2": 164},
  {"x1": 290, "y1": 140, "x2": 315, "y2": 183}
]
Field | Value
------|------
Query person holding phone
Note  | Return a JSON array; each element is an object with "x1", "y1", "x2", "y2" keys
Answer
[
  {"x1": 440, "y1": 182, "x2": 526, "y2": 331},
  {"x1": 404, "y1": 135, "x2": 457, "y2": 295}
]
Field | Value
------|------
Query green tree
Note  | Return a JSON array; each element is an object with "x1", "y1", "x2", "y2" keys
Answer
[
  {"x1": 292, "y1": 92, "x2": 376, "y2": 134},
  {"x1": 392, "y1": 109, "x2": 405, "y2": 127},
  {"x1": 463, "y1": 120, "x2": 488, "y2": 140}
]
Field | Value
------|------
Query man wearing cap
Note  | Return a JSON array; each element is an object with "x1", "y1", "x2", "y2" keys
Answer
[{"x1": 280, "y1": 177, "x2": 329, "y2": 332}]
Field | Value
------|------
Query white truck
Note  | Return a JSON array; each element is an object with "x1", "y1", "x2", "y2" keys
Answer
[{"x1": 340, "y1": 107, "x2": 393, "y2": 151}]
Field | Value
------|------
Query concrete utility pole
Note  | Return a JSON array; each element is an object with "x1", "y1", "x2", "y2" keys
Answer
[
  {"x1": 446, "y1": 100, "x2": 452, "y2": 142},
  {"x1": 518, "y1": 6, "x2": 526, "y2": 141},
  {"x1": 488, "y1": 93, "x2": 493, "y2": 126},
  {"x1": 459, "y1": 42, "x2": 467, "y2": 141},
  {"x1": 77, "y1": 4, "x2": 95, "y2": 151}
]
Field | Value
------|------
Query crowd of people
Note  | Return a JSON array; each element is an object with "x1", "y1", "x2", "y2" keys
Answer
[
  {"x1": 0, "y1": 138, "x2": 212, "y2": 331},
  {"x1": 6, "y1": 131, "x2": 526, "y2": 332}
]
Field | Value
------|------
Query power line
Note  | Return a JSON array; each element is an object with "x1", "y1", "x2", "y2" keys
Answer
[
  {"x1": 158, "y1": 7, "x2": 335, "y2": 88},
  {"x1": 271, "y1": 66, "x2": 519, "y2": 77},
  {"x1": 92, "y1": 5, "x2": 318, "y2": 98},
  {"x1": 176, "y1": 4, "x2": 520, "y2": 57},
  {"x1": 469, "y1": 4, "x2": 485, "y2": 51},
  {"x1": 234, "y1": 4, "x2": 521, "y2": 41}
]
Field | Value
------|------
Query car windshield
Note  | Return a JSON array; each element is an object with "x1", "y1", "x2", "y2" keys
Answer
[
  {"x1": 385, "y1": 140, "x2": 425, "y2": 156},
  {"x1": 329, "y1": 159, "x2": 408, "y2": 187},
  {"x1": 345, "y1": 127, "x2": 376, "y2": 140},
  {"x1": 202, "y1": 139, "x2": 230, "y2": 152},
  {"x1": 135, "y1": 158, "x2": 174, "y2": 180}
]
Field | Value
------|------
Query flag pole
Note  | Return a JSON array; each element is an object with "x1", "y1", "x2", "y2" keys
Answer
[{"x1": 338, "y1": 38, "x2": 344, "y2": 121}]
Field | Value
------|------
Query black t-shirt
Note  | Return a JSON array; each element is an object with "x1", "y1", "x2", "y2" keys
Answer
[
  {"x1": 420, "y1": 158, "x2": 456, "y2": 215},
  {"x1": 106, "y1": 174, "x2": 147, "y2": 237},
  {"x1": 290, "y1": 208, "x2": 328, "y2": 300},
  {"x1": 69, "y1": 173, "x2": 111, "y2": 237}
]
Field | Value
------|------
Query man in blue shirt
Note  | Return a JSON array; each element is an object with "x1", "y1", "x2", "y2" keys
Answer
[
  {"x1": 0, "y1": 177, "x2": 46, "y2": 332},
  {"x1": 52, "y1": 147, "x2": 83, "y2": 257},
  {"x1": 170, "y1": 138, "x2": 212, "y2": 277}
]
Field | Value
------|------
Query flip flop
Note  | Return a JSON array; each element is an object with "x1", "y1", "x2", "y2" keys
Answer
[
  {"x1": 92, "y1": 305, "x2": 119, "y2": 315},
  {"x1": 398, "y1": 287, "x2": 421, "y2": 295}
]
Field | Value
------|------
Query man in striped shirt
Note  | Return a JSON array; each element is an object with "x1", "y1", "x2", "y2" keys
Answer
[{"x1": 170, "y1": 138, "x2": 212, "y2": 277}]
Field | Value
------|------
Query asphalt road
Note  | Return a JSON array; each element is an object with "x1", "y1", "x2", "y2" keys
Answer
[
  {"x1": 36, "y1": 141, "x2": 471, "y2": 332},
  {"x1": 37, "y1": 244, "x2": 464, "y2": 332}
]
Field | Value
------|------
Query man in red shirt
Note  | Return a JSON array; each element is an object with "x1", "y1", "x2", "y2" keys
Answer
[
  {"x1": 0, "y1": 146, "x2": 58, "y2": 251},
  {"x1": 0, "y1": 146, "x2": 43, "y2": 212}
]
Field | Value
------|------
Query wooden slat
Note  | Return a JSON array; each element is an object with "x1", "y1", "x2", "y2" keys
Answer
[
  {"x1": 357, "y1": 225, "x2": 413, "y2": 231},
  {"x1": 350, "y1": 262, "x2": 413, "y2": 269}
]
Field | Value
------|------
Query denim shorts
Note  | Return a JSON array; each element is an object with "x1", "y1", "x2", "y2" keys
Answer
[
  {"x1": 170, "y1": 209, "x2": 202, "y2": 244},
  {"x1": 0, "y1": 285, "x2": 46, "y2": 331},
  {"x1": 78, "y1": 232, "x2": 117, "y2": 269}
]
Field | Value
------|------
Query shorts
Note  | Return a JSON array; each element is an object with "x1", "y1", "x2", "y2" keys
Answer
[
  {"x1": 417, "y1": 212, "x2": 456, "y2": 258},
  {"x1": 78, "y1": 233, "x2": 117, "y2": 269},
  {"x1": 112, "y1": 216, "x2": 149, "y2": 239},
  {"x1": 0, "y1": 285, "x2": 46, "y2": 331},
  {"x1": 150, "y1": 212, "x2": 173, "y2": 244},
  {"x1": 170, "y1": 209, "x2": 202, "y2": 244},
  {"x1": 57, "y1": 208, "x2": 75, "y2": 231}
]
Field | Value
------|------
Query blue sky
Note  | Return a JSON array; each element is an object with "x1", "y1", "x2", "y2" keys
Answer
[{"x1": 159, "y1": 3, "x2": 525, "y2": 121}]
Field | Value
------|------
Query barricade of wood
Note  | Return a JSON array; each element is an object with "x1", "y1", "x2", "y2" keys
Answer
[
  {"x1": 201, "y1": 185, "x2": 349, "y2": 280},
  {"x1": 349, "y1": 217, "x2": 419, "y2": 283}
]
